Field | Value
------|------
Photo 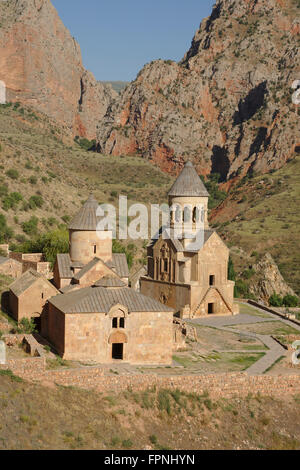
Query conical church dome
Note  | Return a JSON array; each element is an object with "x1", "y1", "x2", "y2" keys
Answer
[
  {"x1": 168, "y1": 161, "x2": 209, "y2": 198},
  {"x1": 68, "y1": 195, "x2": 99, "y2": 230}
]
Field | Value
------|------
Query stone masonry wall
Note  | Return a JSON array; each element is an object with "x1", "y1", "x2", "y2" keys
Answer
[{"x1": 1, "y1": 356, "x2": 300, "y2": 398}]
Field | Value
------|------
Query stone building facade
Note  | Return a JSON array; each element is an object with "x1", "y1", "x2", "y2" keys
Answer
[
  {"x1": 141, "y1": 161, "x2": 238, "y2": 318},
  {"x1": 9, "y1": 269, "x2": 58, "y2": 322},
  {"x1": 44, "y1": 286, "x2": 173, "y2": 364}
]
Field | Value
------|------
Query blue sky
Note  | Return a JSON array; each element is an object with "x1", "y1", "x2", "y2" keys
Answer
[{"x1": 51, "y1": 0, "x2": 215, "y2": 82}]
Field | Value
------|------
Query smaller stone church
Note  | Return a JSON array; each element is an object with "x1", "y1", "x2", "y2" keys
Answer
[{"x1": 141, "y1": 161, "x2": 239, "y2": 318}]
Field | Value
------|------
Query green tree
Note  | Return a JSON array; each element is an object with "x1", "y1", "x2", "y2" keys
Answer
[
  {"x1": 20, "y1": 228, "x2": 69, "y2": 266},
  {"x1": 228, "y1": 256, "x2": 236, "y2": 281}
]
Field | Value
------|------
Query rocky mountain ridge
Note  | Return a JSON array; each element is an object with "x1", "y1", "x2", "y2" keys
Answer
[
  {"x1": 96, "y1": 0, "x2": 300, "y2": 179},
  {"x1": 0, "y1": 0, "x2": 117, "y2": 138}
]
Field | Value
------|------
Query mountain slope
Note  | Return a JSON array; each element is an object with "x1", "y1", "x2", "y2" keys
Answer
[
  {"x1": 0, "y1": 0, "x2": 116, "y2": 138},
  {"x1": 210, "y1": 154, "x2": 300, "y2": 295},
  {"x1": 96, "y1": 0, "x2": 300, "y2": 178}
]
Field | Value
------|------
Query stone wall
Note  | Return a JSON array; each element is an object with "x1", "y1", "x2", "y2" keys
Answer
[
  {"x1": 8, "y1": 252, "x2": 51, "y2": 278},
  {"x1": 248, "y1": 300, "x2": 300, "y2": 327},
  {"x1": 2, "y1": 359, "x2": 300, "y2": 399},
  {"x1": 0, "y1": 258, "x2": 22, "y2": 278}
]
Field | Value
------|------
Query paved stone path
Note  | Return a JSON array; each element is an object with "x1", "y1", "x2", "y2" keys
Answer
[{"x1": 190, "y1": 303, "x2": 300, "y2": 375}]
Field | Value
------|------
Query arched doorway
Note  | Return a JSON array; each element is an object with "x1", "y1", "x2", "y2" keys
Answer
[{"x1": 108, "y1": 331, "x2": 128, "y2": 361}]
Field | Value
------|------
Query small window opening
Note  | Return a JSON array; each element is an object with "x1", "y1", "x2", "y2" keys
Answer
[
  {"x1": 93, "y1": 245, "x2": 97, "y2": 254},
  {"x1": 209, "y1": 275, "x2": 215, "y2": 286},
  {"x1": 119, "y1": 317, "x2": 125, "y2": 328},
  {"x1": 112, "y1": 318, "x2": 118, "y2": 328}
]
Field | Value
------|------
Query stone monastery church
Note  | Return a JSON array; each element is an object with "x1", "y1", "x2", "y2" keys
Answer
[{"x1": 7, "y1": 162, "x2": 237, "y2": 365}]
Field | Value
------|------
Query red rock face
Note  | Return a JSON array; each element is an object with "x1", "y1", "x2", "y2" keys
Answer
[
  {"x1": 97, "y1": 0, "x2": 300, "y2": 179},
  {"x1": 0, "y1": 0, "x2": 116, "y2": 138}
]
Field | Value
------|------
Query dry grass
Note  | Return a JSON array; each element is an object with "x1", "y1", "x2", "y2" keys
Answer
[{"x1": 0, "y1": 373, "x2": 299, "y2": 450}]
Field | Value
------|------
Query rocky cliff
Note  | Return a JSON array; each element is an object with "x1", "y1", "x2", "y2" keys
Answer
[
  {"x1": 0, "y1": 0, "x2": 116, "y2": 138},
  {"x1": 96, "y1": 0, "x2": 300, "y2": 178},
  {"x1": 249, "y1": 253, "x2": 296, "y2": 302}
]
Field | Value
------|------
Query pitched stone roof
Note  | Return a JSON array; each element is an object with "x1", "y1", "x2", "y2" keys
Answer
[
  {"x1": 149, "y1": 229, "x2": 215, "y2": 253},
  {"x1": 185, "y1": 230, "x2": 215, "y2": 252},
  {"x1": 49, "y1": 286, "x2": 173, "y2": 314},
  {"x1": 68, "y1": 194, "x2": 100, "y2": 231},
  {"x1": 129, "y1": 266, "x2": 147, "y2": 285},
  {"x1": 10, "y1": 269, "x2": 57, "y2": 297},
  {"x1": 59, "y1": 284, "x2": 77, "y2": 294},
  {"x1": 73, "y1": 257, "x2": 102, "y2": 281},
  {"x1": 168, "y1": 161, "x2": 209, "y2": 198},
  {"x1": 94, "y1": 276, "x2": 127, "y2": 288},
  {"x1": 112, "y1": 253, "x2": 129, "y2": 278},
  {"x1": 56, "y1": 254, "x2": 73, "y2": 279},
  {"x1": 148, "y1": 227, "x2": 184, "y2": 252}
]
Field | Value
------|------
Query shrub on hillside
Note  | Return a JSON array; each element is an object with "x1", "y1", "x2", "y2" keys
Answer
[
  {"x1": 0, "y1": 213, "x2": 14, "y2": 242},
  {"x1": 28, "y1": 176, "x2": 37, "y2": 185},
  {"x1": 269, "y1": 293, "x2": 283, "y2": 307},
  {"x1": 200, "y1": 173, "x2": 227, "y2": 209},
  {"x1": 2, "y1": 192, "x2": 23, "y2": 211},
  {"x1": 234, "y1": 279, "x2": 250, "y2": 298},
  {"x1": 6, "y1": 169, "x2": 19, "y2": 180},
  {"x1": 282, "y1": 295, "x2": 299, "y2": 307},
  {"x1": 74, "y1": 136, "x2": 96, "y2": 151},
  {"x1": 28, "y1": 195, "x2": 44, "y2": 209},
  {"x1": 22, "y1": 216, "x2": 39, "y2": 235}
]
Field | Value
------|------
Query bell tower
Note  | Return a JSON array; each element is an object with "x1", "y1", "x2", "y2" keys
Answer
[{"x1": 168, "y1": 161, "x2": 210, "y2": 248}]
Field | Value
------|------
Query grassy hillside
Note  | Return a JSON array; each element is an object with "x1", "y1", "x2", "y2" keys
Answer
[
  {"x1": 210, "y1": 155, "x2": 300, "y2": 295},
  {"x1": 0, "y1": 372, "x2": 299, "y2": 450},
  {"x1": 0, "y1": 103, "x2": 173, "y2": 267}
]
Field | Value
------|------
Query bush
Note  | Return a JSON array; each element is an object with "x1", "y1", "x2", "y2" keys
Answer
[
  {"x1": 282, "y1": 295, "x2": 299, "y2": 307},
  {"x1": 15, "y1": 318, "x2": 36, "y2": 334},
  {"x1": 6, "y1": 169, "x2": 19, "y2": 180},
  {"x1": 74, "y1": 136, "x2": 96, "y2": 151},
  {"x1": 234, "y1": 279, "x2": 250, "y2": 298},
  {"x1": 28, "y1": 195, "x2": 44, "y2": 209},
  {"x1": 243, "y1": 268, "x2": 255, "y2": 279},
  {"x1": 29, "y1": 176, "x2": 37, "y2": 185},
  {"x1": 0, "y1": 213, "x2": 14, "y2": 241},
  {"x1": 22, "y1": 216, "x2": 39, "y2": 235},
  {"x1": 2, "y1": 192, "x2": 23, "y2": 211},
  {"x1": 0, "y1": 184, "x2": 8, "y2": 197},
  {"x1": 269, "y1": 293, "x2": 283, "y2": 307}
]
